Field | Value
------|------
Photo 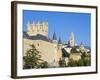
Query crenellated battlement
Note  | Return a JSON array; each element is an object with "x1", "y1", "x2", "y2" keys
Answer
[{"x1": 27, "y1": 21, "x2": 48, "y2": 37}]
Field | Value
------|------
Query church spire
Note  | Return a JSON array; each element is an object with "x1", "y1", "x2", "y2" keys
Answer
[{"x1": 52, "y1": 32, "x2": 57, "y2": 40}]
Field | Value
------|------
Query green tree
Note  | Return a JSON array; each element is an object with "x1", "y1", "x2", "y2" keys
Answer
[
  {"x1": 83, "y1": 57, "x2": 91, "y2": 66},
  {"x1": 23, "y1": 44, "x2": 48, "y2": 69},
  {"x1": 77, "y1": 59, "x2": 84, "y2": 66},
  {"x1": 68, "y1": 53, "x2": 91, "y2": 67},
  {"x1": 68, "y1": 59, "x2": 78, "y2": 67},
  {"x1": 59, "y1": 58, "x2": 66, "y2": 67},
  {"x1": 39, "y1": 61, "x2": 49, "y2": 68},
  {"x1": 81, "y1": 52, "x2": 91, "y2": 66}
]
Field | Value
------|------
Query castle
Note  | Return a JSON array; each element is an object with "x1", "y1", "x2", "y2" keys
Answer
[
  {"x1": 23, "y1": 21, "x2": 75, "y2": 67},
  {"x1": 27, "y1": 21, "x2": 48, "y2": 37}
]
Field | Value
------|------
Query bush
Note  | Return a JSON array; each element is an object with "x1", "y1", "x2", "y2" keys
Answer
[
  {"x1": 59, "y1": 58, "x2": 67, "y2": 67},
  {"x1": 39, "y1": 61, "x2": 49, "y2": 68},
  {"x1": 68, "y1": 57, "x2": 91, "y2": 67},
  {"x1": 68, "y1": 59, "x2": 78, "y2": 67}
]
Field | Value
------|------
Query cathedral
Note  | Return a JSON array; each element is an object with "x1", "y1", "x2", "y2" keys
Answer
[{"x1": 23, "y1": 21, "x2": 75, "y2": 67}]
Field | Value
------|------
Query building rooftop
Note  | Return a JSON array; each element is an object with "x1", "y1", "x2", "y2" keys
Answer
[
  {"x1": 23, "y1": 32, "x2": 50, "y2": 42},
  {"x1": 52, "y1": 32, "x2": 57, "y2": 40},
  {"x1": 58, "y1": 37, "x2": 62, "y2": 44}
]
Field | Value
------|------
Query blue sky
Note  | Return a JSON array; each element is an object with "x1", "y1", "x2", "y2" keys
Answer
[{"x1": 23, "y1": 10, "x2": 91, "y2": 47}]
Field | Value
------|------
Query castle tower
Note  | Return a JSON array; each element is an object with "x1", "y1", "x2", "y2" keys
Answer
[
  {"x1": 69, "y1": 32, "x2": 74, "y2": 47},
  {"x1": 58, "y1": 37, "x2": 62, "y2": 49},
  {"x1": 36, "y1": 21, "x2": 41, "y2": 31},
  {"x1": 58, "y1": 37, "x2": 62, "y2": 54},
  {"x1": 52, "y1": 32, "x2": 57, "y2": 43},
  {"x1": 58, "y1": 37, "x2": 62, "y2": 45},
  {"x1": 52, "y1": 32, "x2": 57, "y2": 58},
  {"x1": 57, "y1": 37, "x2": 62, "y2": 64},
  {"x1": 27, "y1": 21, "x2": 48, "y2": 37},
  {"x1": 27, "y1": 21, "x2": 34, "y2": 36},
  {"x1": 42, "y1": 22, "x2": 48, "y2": 37}
]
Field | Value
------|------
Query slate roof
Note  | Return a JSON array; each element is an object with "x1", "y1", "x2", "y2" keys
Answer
[
  {"x1": 62, "y1": 48, "x2": 69, "y2": 57},
  {"x1": 23, "y1": 32, "x2": 50, "y2": 42},
  {"x1": 52, "y1": 32, "x2": 57, "y2": 40},
  {"x1": 58, "y1": 37, "x2": 62, "y2": 44}
]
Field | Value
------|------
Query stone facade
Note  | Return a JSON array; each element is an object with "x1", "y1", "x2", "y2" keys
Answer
[
  {"x1": 23, "y1": 21, "x2": 62, "y2": 67},
  {"x1": 23, "y1": 21, "x2": 85, "y2": 67},
  {"x1": 27, "y1": 21, "x2": 48, "y2": 37},
  {"x1": 23, "y1": 39, "x2": 62, "y2": 67}
]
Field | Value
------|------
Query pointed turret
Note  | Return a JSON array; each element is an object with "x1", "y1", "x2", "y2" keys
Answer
[
  {"x1": 52, "y1": 32, "x2": 57, "y2": 40},
  {"x1": 52, "y1": 32, "x2": 57, "y2": 43},
  {"x1": 58, "y1": 37, "x2": 62, "y2": 44},
  {"x1": 58, "y1": 37, "x2": 62, "y2": 49}
]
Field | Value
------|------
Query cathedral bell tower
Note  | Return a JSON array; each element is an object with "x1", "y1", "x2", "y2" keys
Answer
[{"x1": 69, "y1": 32, "x2": 74, "y2": 47}]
